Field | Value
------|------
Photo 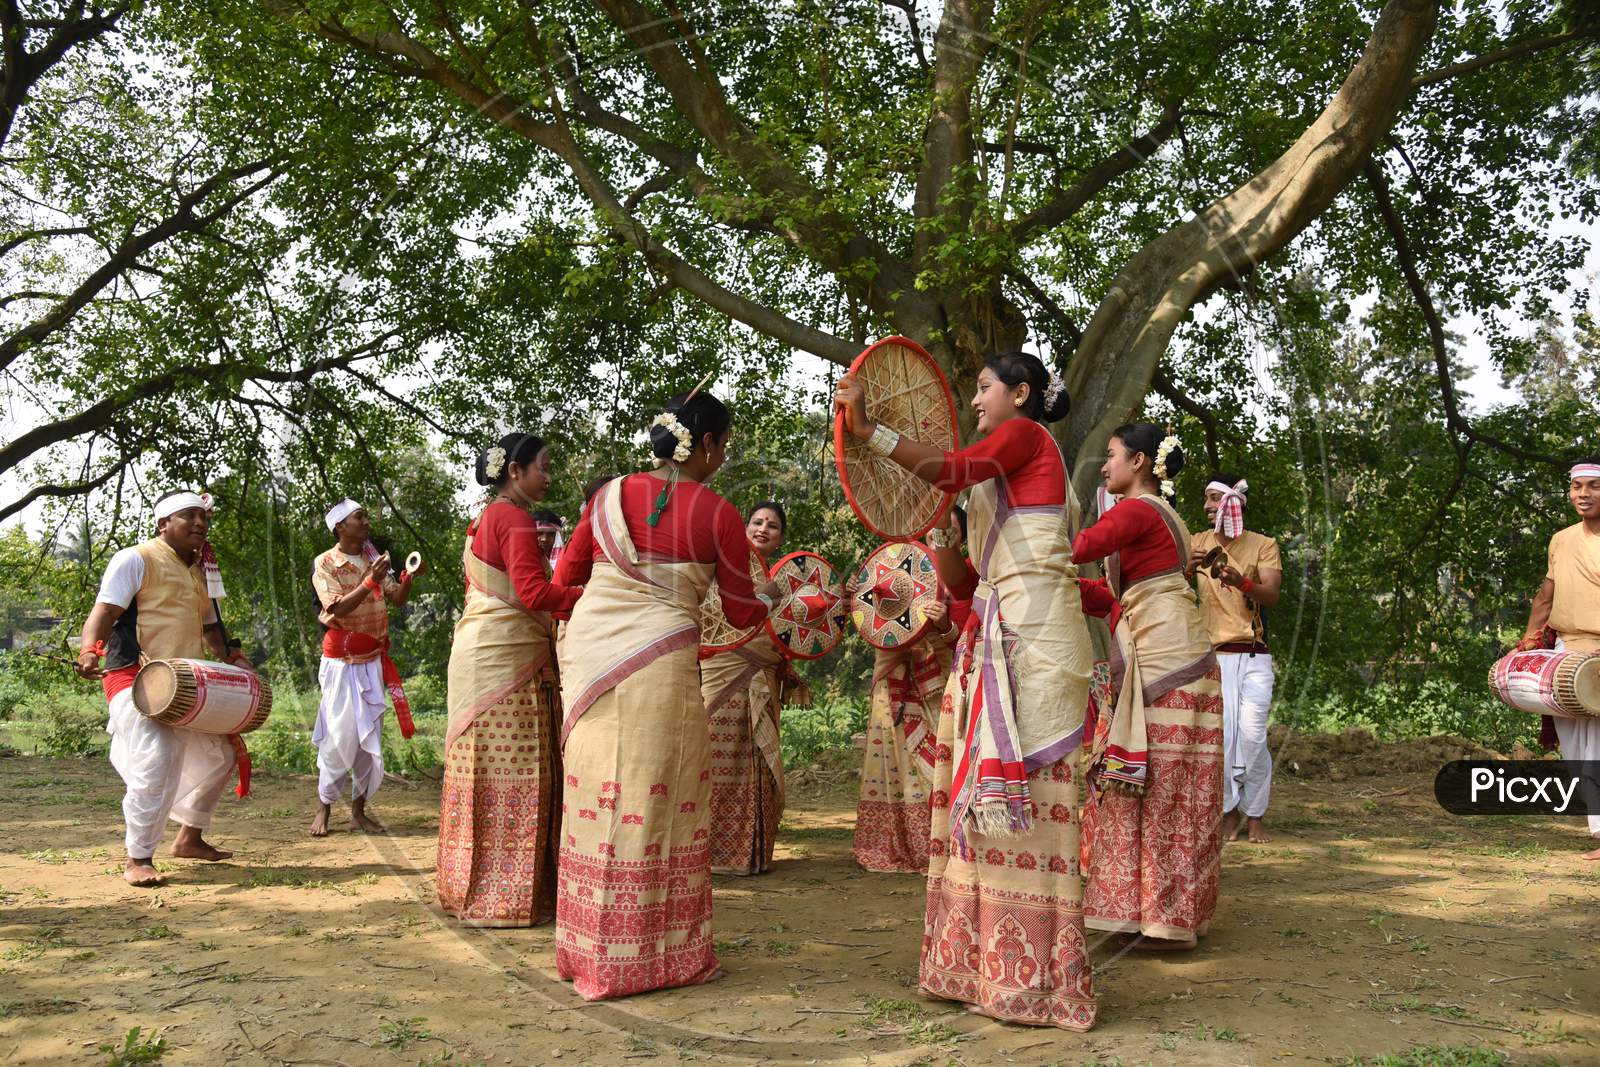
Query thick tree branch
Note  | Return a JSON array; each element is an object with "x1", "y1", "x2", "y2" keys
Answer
[
  {"x1": 1412, "y1": 26, "x2": 1599, "y2": 88},
  {"x1": 1363, "y1": 156, "x2": 1561, "y2": 468},
  {"x1": 0, "y1": 447, "x2": 134, "y2": 523},
  {"x1": 0, "y1": 349, "x2": 373, "y2": 476},
  {"x1": 1151, "y1": 369, "x2": 1223, "y2": 472},
  {"x1": 912, "y1": 0, "x2": 995, "y2": 269},
  {"x1": 309, "y1": 14, "x2": 859, "y2": 365},
  {"x1": 1010, "y1": 99, "x2": 1181, "y2": 247},
  {"x1": 1062, "y1": 0, "x2": 1441, "y2": 503},
  {"x1": 0, "y1": 159, "x2": 277, "y2": 373},
  {"x1": 880, "y1": 0, "x2": 930, "y2": 72},
  {"x1": 1005, "y1": 264, "x2": 1082, "y2": 349},
  {"x1": 0, "y1": 3, "x2": 127, "y2": 151}
]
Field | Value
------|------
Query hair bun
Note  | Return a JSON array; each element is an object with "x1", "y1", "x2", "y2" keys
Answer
[
  {"x1": 1165, "y1": 444, "x2": 1186, "y2": 477},
  {"x1": 648, "y1": 423, "x2": 678, "y2": 460},
  {"x1": 1041, "y1": 380, "x2": 1071, "y2": 423}
]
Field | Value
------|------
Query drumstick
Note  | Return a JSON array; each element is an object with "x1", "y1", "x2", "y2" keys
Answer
[{"x1": 23, "y1": 648, "x2": 81, "y2": 669}]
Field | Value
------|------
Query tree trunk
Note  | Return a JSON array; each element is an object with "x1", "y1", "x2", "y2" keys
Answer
[{"x1": 1059, "y1": 0, "x2": 1440, "y2": 503}]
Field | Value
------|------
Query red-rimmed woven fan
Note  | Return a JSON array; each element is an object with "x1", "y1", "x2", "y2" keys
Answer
[
  {"x1": 850, "y1": 541, "x2": 943, "y2": 651},
  {"x1": 699, "y1": 542, "x2": 770, "y2": 655},
  {"x1": 834, "y1": 336, "x2": 958, "y2": 541},
  {"x1": 765, "y1": 551, "x2": 849, "y2": 660}
]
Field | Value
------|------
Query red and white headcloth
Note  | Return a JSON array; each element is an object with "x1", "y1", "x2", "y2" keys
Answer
[
  {"x1": 536, "y1": 516, "x2": 565, "y2": 561},
  {"x1": 1572, "y1": 463, "x2": 1600, "y2": 481},
  {"x1": 1207, "y1": 478, "x2": 1248, "y2": 538}
]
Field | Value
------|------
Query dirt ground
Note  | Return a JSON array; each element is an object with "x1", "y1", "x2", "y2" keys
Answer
[{"x1": 2, "y1": 731, "x2": 1597, "y2": 1066}]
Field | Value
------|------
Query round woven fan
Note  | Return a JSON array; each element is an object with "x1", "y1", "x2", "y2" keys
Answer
[
  {"x1": 850, "y1": 541, "x2": 943, "y2": 651},
  {"x1": 834, "y1": 336, "x2": 958, "y2": 541},
  {"x1": 700, "y1": 543, "x2": 770, "y2": 654},
  {"x1": 765, "y1": 551, "x2": 850, "y2": 660}
]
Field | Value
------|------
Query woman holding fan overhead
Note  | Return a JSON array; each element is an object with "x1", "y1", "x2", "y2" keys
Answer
[
  {"x1": 554, "y1": 387, "x2": 779, "y2": 1001},
  {"x1": 834, "y1": 351, "x2": 1097, "y2": 1031}
]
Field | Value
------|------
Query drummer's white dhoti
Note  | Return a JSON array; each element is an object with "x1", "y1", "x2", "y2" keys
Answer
[
  {"x1": 1218, "y1": 651, "x2": 1274, "y2": 819},
  {"x1": 107, "y1": 688, "x2": 236, "y2": 857},
  {"x1": 1550, "y1": 639, "x2": 1600, "y2": 837},
  {"x1": 314, "y1": 656, "x2": 386, "y2": 804}
]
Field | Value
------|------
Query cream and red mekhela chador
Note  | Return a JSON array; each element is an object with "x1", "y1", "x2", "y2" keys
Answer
[
  {"x1": 702, "y1": 635, "x2": 787, "y2": 875},
  {"x1": 852, "y1": 601, "x2": 966, "y2": 874},
  {"x1": 96, "y1": 537, "x2": 238, "y2": 858},
  {"x1": 913, "y1": 417, "x2": 1098, "y2": 1031},
  {"x1": 310, "y1": 528, "x2": 407, "y2": 808},
  {"x1": 1074, "y1": 494, "x2": 1223, "y2": 943},
  {"x1": 438, "y1": 500, "x2": 580, "y2": 927},
  {"x1": 554, "y1": 474, "x2": 767, "y2": 1000},
  {"x1": 1544, "y1": 517, "x2": 1600, "y2": 837}
]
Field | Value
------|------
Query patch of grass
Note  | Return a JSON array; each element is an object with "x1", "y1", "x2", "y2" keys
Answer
[
  {"x1": 27, "y1": 847, "x2": 105, "y2": 864},
  {"x1": 2, "y1": 928, "x2": 66, "y2": 961},
  {"x1": 1193, "y1": 1023, "x2": 1240, "y2": 1042},
  {"x1": 136, "y1": 925, "x2": 177, "y2": 941},
  {"x1": 378, "y1": 1016, "x2": 432, "y2": 1051},
  {"x1": 713, "y1": 935, "x2": 754, "y2": 954},
  {"x1": 98, "y1": 1027, "x2": 166, "y2": 1065},
  {"x1": 1459, "y1": 841, "x2": 1549, "y2": 861},
  {"x1": 286, "y1": 921, "x2": 309, "y2": 937},
  {"x1": 13, "y1": 777, "x2": 69, "y2": 787},
  {"x1": 862, "y1": 998, "x2": 962, "y2": 1046},
  {"x1": 1278, "y1": 927, "x2": 1308, "y2": 938},
  {"x1": 355, "y1": 872, "x2": 379, "y2": 886},
  {"x1": 623, "y1": 1033, "x2": 658, "y2": 1054},
  {"x1": 0, "y1": 997, "x2": 79, "y2": 1019},
  {"x1": 1333, "y1": 1043, "x2": 1507, "y2": 1067},
  {"x1": 775, "y1": 823, "x2": 854, "y2": 842},
  {"x1": 764, "y1": 939, "x2": 800, "y2": 956},
  {"x1": 240, "y1": 870, "x2": 351, "y2": 894}
]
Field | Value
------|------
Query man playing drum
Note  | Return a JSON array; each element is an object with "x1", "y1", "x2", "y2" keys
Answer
[
  {"x1": 1189, "y1": 475, "x2": 1282, "y2": 845},
  {"x1": 1514, "y1": 457, "x2": 1600, "y2": 860},
  {"x1": 310, "y1": 500, "x2": 424, "y2": 837},
  {"x1": 74, "y1": 490, "x2": 251, "y2": 888}
]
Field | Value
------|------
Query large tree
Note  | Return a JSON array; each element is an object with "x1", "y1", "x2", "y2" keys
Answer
[{"x1": 238, "y1": 0, "x2": 1599, "y2": 497}]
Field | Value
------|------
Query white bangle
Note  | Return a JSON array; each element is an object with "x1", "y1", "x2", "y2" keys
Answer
[
  {"x1": 867, "y1": 424, "x2": 901, "y2": 457},
  {"x1": 755, "y1": 592, "x2": 774, "y2": 613}
]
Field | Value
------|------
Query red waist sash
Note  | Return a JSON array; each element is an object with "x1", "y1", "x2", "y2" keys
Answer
[{"x1": 322, "y1": 630, "x2": 415, "y2": 739}]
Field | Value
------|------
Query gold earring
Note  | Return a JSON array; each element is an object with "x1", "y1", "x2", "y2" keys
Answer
[{"x1": 1013, "y1": 398, "x2": 1024, "y2": 407}]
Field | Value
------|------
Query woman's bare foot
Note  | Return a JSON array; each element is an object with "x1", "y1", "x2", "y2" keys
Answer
[
  {"x1": 1219, "y1": 809, "x2": 1242, "y2": 843},
  {"x1": 1246, "y1": 816, "x2": 1272, "y2": 843},
  {"x1": 1128, "y1": 934, "x2": 1197, "y2": 952},
  {"x1": 124, "y1": 858, "x2": 164, "y2": 888},
  {"x1": 170, "y1": 826, "x2": 233, "y2": 861},
  {"x1": 350, "y1": 797, "x2": 386, "y2": 834},
  {"x1": 310, "y1": 803, "x2": 332, "y2": 838}
]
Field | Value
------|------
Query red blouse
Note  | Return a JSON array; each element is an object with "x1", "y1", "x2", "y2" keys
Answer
[
  {"x1": 470, "y1": 500, "x2": 583, "y2": 617},
  {"x1": 1071, "y1": 497, "x2": 1181, "y2": 587},
  {"x1": 555, "y1": 473, "x2": 767, "y2": 629},
  {"x1": 929, "y1": 417, "x2": 1066, "y2": 506}
]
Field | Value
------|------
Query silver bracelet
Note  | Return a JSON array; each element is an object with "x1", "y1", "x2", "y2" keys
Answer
[
  {"x1": 866, "y1": 424, "x2": 901, "y2": 457},
  {"x1": 755, "y1": 592, "x2": 774, "y2": 613}
]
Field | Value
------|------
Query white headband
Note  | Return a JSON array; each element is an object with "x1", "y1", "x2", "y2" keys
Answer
[
  {"x1": 1206, "y1": 479, "x2": 1248, "y2": 503},
  {"x1": 325, "y1": 498, "x2": 362, "y2": 532},
  {"x1": 154, "y1": 491, "x2": 211, "y2": 521},
  {"x1": 1571, "y1": 464, "x2": 1600, "y2": 481}
]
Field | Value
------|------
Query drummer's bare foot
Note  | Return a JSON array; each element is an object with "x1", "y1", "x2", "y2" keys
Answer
[
  {"x1": 1128, "y1": 934, "x2": 1197, "y2": 952},
  {"x1": 1583, "y1": 843, "x2": 1600, "y2": 861},
  {"x1": 1219, "y1": 809, "x2": 1242, "y2": 842},
  {"x1": 124, "y1": 858, "x2": 164, "y2": 888},
  {"x1": 171, "y1": 826, "x2": 232, "y2": 861},
  {"x1": 1247, "y1": 817, "x2": 1272, "y2": 843},
  {"x1": 350, "y1": 797, "x2": 386, "y2": 834},
  {"x1": 310, "y1": 803, "x2": 332, "y2": 838}
]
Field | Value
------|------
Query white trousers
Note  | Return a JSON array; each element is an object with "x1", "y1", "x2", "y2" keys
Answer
[
  {"x1": 1218, "y1": 651, "x2": 1275, "y2": 819},
  {"x1": 107, "y1": 688, "x2": 236, "y2": 858},
  {"x1": 313, "y1": 656, "x2": 386, "y2": 805}
]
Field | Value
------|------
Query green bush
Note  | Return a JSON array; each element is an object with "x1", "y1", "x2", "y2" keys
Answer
[
  {"x1": 0, "y1": 671, "x2": 29, "y2": 721},
  {"x1": 400, "y1": 672, "x2": 446, "y2": 717},
  {"x1": 247, "y1": 718, "x2": 318, "y2": 774},
  {"x1": 1277, "y1": 676, "x2": 1539, "y2": 753},
  {"x1": 39, "y1": 701, "x2": 105, "y2": 758},
  {"x1": 780, "y1": 698, "x2": 869, "y2": 767}
]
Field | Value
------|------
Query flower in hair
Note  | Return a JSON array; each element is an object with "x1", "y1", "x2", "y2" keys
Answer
[
  {"x1": 484, "y1": 445, "x2": 507, "y2": 481},
  {"x1": 1043, "y1": 370, "x2": 1066, "y2": 409},
  {"x1": 652, "y1": 412, "x2": 692, "y2": 464},
  {"x1": 1153, "y1": 434, "x2": 1180, "y2": 495}
]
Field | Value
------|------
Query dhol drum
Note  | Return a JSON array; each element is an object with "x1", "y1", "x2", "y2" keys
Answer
[
  {"x1": 132, "y1": 658, "x2": 274, "y2": 734},
  {"x1": 1487, "y1": 648, "x2": 1600, "y2": 720}
]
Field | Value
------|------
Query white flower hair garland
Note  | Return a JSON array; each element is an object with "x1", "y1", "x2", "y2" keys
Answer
[
  {"x1": 483, "y1": 445, "x2": 507, "y2": 481},
  {"x1": 653, "y1": 412, "x2": 692, "y2": 464},
  {"x1": 1043, "y1": 370, "x2": 1066, "y2": 410},
  {"x1": 1153, "y1": 433, "x2": 1180, "y2": 499}
]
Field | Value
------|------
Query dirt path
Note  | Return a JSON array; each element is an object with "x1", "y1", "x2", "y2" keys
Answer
[{"x1": 1, "y1": 744, "x2": 1597, "y2": 1066}]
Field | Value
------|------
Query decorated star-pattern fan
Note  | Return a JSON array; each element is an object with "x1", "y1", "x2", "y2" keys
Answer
[
  {"x1": 850, "y1": 541, "x2": 942, "y2": 650},
  {"x1": 765, "y1": 551, "x2": 849, "y2": 660},
  {"x1": 699, "y1": 543, "x2": 770, "y2": 654}
]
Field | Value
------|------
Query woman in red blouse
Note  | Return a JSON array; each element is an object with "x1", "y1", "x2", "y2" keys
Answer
[
  {"x1": 439, "y1": 432, "x2": 582, "y2": 927},
  {"x1": 1071, "y1": 423, "x2": 1222, "y2": 950},
  {"x1": 835, "y1": 351, "x2": 1097, "y2": 1031},
  {"x1": 553, "y1": 390, "x2": 777, "y2": 1001}
]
